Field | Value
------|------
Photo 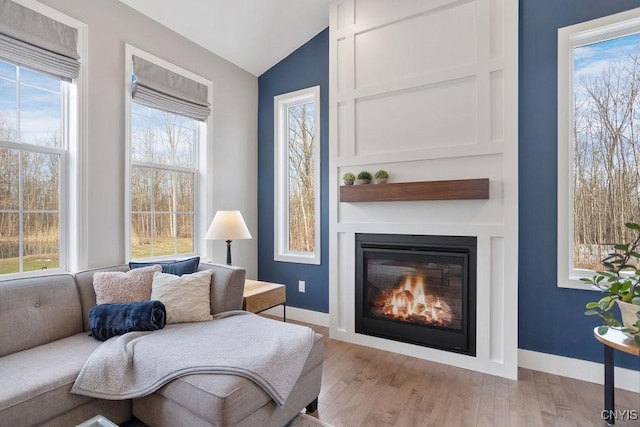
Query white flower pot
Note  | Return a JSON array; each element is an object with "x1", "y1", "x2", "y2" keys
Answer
[{"x1": 616, "y1": 299, "x2": 640, "y2": 329}]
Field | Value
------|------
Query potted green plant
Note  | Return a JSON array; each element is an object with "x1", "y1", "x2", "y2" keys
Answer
[
  {"x1": 342, "y1": 172, "x2": 356, "y2": 185},
  {"x1": 374, "y1": 169, "x2": 389, "y2": 184},
  {"x1": 583, "y1": 222, "x2": 640, "y2": 344},
  {"x1": 356, "y1": 171, "x2": 372, "y2": 185}
]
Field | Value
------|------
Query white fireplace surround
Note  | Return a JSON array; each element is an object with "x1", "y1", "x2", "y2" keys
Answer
[{"x1": 328, "y1": 0, "x2": 519, "y2": 380}]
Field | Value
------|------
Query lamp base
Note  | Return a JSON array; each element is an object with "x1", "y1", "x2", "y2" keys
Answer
[{"x1": 226, "y1": 240, "x2": 233, "y2": 265}]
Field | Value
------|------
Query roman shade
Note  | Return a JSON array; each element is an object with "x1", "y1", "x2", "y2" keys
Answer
[
  {"x1": 0, "y1": 0, "x2": 79, "y2": 81},
  {"x1": 132, "y1": 55, "x2": 211, "y2": 121}
]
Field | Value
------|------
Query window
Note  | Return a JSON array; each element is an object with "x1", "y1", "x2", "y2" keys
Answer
[
  {"x1": 0, "y1": 1, "x2": 83, "y2": 277},
  {"x1": 0, "y1": 63, "x2": 65, "y2": 274},
  {"x1": 125, "y1": 46, "x2": 211, "y2": 261},
  {"x1": 274, "y1": 86, "x2": 321, "y2": 264},
  {"x1": 129, "y1": 105, "x2": 197, "y2": 258},
  {"x1": 558, "y1": 8, "x2": 640, "y2": 288}
]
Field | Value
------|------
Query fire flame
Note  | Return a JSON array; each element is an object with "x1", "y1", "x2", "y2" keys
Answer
[{"x1": 374, "y1": 273, "x2": 453, "y2": 325}]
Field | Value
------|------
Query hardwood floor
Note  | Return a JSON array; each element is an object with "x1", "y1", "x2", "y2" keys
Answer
[{"x1": 298, "y1": 322, "x2": 639, "y2": 427}]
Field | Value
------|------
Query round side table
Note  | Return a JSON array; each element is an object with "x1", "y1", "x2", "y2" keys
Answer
[{"x1": 593, "y1": 327, "x2": 640, "y2": 425}]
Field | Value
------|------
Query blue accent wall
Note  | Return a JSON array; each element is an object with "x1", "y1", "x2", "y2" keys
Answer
[
  {"x1": 257, "y1": 28, "x2": 329, "y2": 313},
  {"x1": 519, "y1": 0, "x2": 640, "y2": 370}
]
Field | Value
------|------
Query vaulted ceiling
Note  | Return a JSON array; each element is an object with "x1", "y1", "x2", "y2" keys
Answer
[{"x1": 119, "y1": 0, "x2": 330, "y2": 76}]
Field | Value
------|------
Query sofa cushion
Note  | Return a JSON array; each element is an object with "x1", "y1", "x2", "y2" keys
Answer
[
  {"x1": 151, "y1": 270, "x2": 213, "y2": 323},
  {"x1": 0, "y1": 274, "x2": 83, "y2": 357},
  {"x1": 149, "y1": 332, "x2": 324, "y2": 425},
  {"x1": 130, "y1": 256, "x2": 200, "y2": 276},
  {"x1": 93, "y1": 265, "x2": 162, "y2": 304},
  {"x1": 157, "y1": 372, "x2": 272, "y2": 425},
  {"x1": 75, "y1": 265, "x2": 131, "y2": 332},
  {"x1": 0, "y1": 333, "x2": 104, "y2": 426}
]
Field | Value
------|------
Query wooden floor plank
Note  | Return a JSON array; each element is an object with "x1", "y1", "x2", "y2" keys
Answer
[
  {"x1": 461, "y1": 371, "x2": 484, "y2": 427},
  {"x1": 508, "y1": 368, "x2": 544, "y2": 427},
  {"x1": 532, "y1": 369, "x2": 558, "y2": 426},
  {"x1": 493, "y1": 378, "x2": 511, "y2": 427},
  {"x1": 276, "y1": 319, "x2": 640, "y2": 427}
]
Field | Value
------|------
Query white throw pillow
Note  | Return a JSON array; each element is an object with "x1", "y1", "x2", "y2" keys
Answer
[{"x1": 151, "y1": 270, "x2": 213, "y2": 324}]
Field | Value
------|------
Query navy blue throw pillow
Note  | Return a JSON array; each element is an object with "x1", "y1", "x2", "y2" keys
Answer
[
  {"x1": 89, "y1": 300, "x2": 166, "y2": 341},
  {"x1": 129, "y1": 256, "x2": 200, "y2": 276}
]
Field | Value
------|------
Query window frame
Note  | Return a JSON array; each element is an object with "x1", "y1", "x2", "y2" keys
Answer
[
  {"x1": 557, "y1": 7, "x2": 640, "y2": 290},
  {"x1": 124, "y1": 45, "x2": 212, "y2": 262},
  {"x1": 0, "y1": 1, "x2": 86, "y2": 279},
  {"x1": 273, "y1": 86, "x2": 321, "y2": 265}
]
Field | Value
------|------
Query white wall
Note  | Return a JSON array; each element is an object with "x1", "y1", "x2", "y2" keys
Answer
[
  {"x1": 329, "y1": 0, "x2": 519, "y2": 379},
  {"x1": 39, "y1": 0, "x2": 258, "y2": 277}
]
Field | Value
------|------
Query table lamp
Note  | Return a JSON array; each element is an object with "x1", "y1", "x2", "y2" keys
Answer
[{"x1": 205, "y1": 210, "x2": 251, "y2": 265}]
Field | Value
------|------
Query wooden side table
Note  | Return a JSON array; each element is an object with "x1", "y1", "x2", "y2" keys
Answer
[
  {"x1": 243, "y1": 280, "x2": 286, "y2": 321},
  {"x1": 593, "y1": 327, "x2": 640, "y2": 425}
]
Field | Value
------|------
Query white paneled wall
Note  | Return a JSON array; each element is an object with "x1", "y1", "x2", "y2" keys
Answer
[{"x1": 329, "y1": 0, "x2": 518, "y2": 379}]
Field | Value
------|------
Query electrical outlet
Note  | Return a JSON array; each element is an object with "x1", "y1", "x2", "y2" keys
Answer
[{"x1": 298, "y1": 280, "x2": 305, "y2": 293}]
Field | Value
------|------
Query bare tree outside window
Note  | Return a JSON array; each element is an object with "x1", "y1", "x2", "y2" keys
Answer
[
  {"x1": 287, "y1": 102, "x2": 316, "y2": 253},
  {"x1": 0, "y1": 62, "x2": 63, "y2": 274},
  {"x1": 572, "y1": 33, "x2": 640, "y2": 271},
  {"x1": 130, "y1": 104, "x2": 196, "y2": 259}
]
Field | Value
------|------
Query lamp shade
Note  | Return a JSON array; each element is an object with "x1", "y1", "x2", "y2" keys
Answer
[{"x1": 205, "y1": 211, "x2": 251, "y2": 241}]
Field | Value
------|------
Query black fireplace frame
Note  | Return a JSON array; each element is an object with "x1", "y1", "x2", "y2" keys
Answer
[{"x1": 355, "y1": 233, "x2": 477, "y2": 356}]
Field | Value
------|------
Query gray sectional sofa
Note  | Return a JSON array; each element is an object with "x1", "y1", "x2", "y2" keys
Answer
[{"x1": 0, "y1": 263, "x2": 324, "y2": 426}]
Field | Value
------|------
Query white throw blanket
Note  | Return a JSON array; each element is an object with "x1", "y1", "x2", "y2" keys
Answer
[{"x1": 71, "y1": 311, "x2": 315, "y2": 406}]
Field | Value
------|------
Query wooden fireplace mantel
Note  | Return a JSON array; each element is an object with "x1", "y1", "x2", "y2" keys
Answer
[{"x1": 339, "y1": 178, "x2": 490, "y2": 203}]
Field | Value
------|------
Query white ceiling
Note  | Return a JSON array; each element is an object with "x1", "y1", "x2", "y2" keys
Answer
[{"x1": 119, "y1": 0, "x2": 330, "y2": 77}]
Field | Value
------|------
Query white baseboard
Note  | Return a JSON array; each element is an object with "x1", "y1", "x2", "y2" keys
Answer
[
  {"x1": 260, "y1": 306, "x2": 330, "y2": 327},
  {"x1": 519, "y1": 349, "x2": 640, "y2": 393}
]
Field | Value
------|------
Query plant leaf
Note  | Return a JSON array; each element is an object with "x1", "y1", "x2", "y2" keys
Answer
[
  {"x1": 585, "y1": 309, "x2": 599, "y2": 316},
  {"x1": 625, "y1": 222, "x2": 640, "y2": 231},
  {"x1": 609, "y1": 282, "x2": 622, "y2": 293},
  {"x1": 634, "y1": 335, "x2": 640, "y2": 346},
  {"x1": 597, "y1": 325, "x2": 609, "y2": 335},
  {"x1": 585, "y1": 302, "x2": 599, "y2": 309}
]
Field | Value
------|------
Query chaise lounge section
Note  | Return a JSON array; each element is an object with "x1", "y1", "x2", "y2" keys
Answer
[{"x1": 0, "y1": 263, "x2": 324, "y2": 426}]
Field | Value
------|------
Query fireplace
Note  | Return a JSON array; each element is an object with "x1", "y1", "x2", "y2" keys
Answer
[{"x1": 355, "y1": 234, "x2": 476, "y2": 356}]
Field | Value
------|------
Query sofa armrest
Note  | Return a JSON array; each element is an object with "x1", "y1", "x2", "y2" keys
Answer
[{"x1": 198, "y1": 263, "x2": 246, "y2": 314}]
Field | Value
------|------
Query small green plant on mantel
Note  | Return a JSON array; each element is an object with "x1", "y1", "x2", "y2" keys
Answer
[
  {"x1": 373, "y1": 169, "x2": 389, "y2": 184},
  {"x1": 342, "y1": 172, "x2": 356, "y2": 185},
  {"x1": 342, "y1": 172, "x2": 356, "y2": 181},
  {"x1": 356, "y1": 171, "x2": 372, "y2": 184},
  {"x1": 357, "y1": 171, "x2": 372, "y2": 180},
  {"x1": 583, "y1": 222, "x2": 640, "y2": 345},
  {"x1": 374, "y1": 170, "x2": 389, "y2": 179}
]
